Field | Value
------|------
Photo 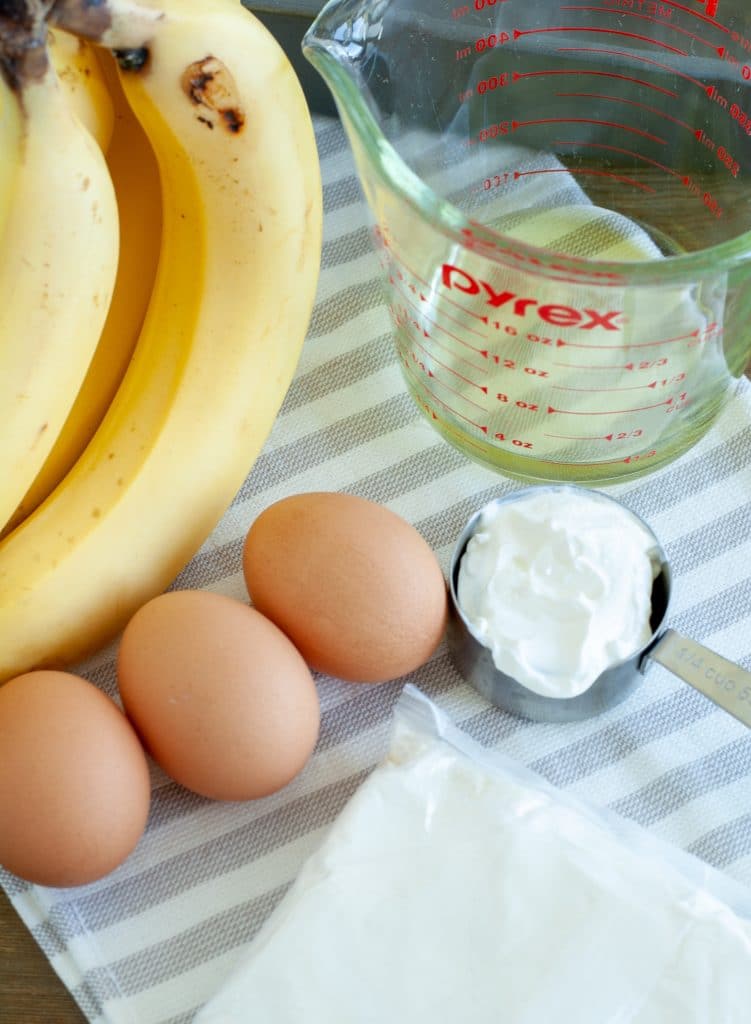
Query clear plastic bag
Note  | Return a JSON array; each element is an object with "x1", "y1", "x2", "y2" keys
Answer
[{"x1": 197, "y1": 685, "x2": 751, "y2": 1023}]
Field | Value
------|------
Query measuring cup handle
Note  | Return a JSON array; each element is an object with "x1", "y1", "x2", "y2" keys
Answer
[{"x1": 649, "y1": 629, "x2": 751, "y2": 730}]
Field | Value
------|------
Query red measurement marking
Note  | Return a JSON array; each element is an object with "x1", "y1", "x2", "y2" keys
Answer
[
  {"x1": 386, "y1": 258, "x2": 496, "y2": 352},
  {"x1": 557, "y1": 47, "x2": 707, "y2": 90},
  {"x1": 548, "y1": 398, "x2": 673, "y2": 415},
  {"x1": 552, "y1": 382, "x2": 658, "y2": 393},
  {"x1": 385, "y1": 251, "x2": 429, "y2": 289},
  {"x1": 416, "y1": 363, "x2": 488, "y2": 414},
  {"x1": 409, "y1": 323, "x2": 488, "y2": 375},
  {"x1": 544, "y1": 431, "x2": 618, "y2": 441},
  {"x1": 513, "y1": 166, "x2": 656, "y2": 193},
  {"x1": 682, "y1": 175, "x2": 724, "y2": 216},
  {"x1": 552, "y1": 138, "x2": 682, "y2": 179},
  {"x1": 513, "y1": 69, "x2": 677, "y2": 99},
  {"x1": 650, "y1": 0, "x2": 725, "y2": 30},
  {"x1": 554, "y1": 93, "x2": 693, "y2": 134},
  {"x1": 515, "y1": 25, "x2": 687, "y2": 57},
  {"x1": 413, "y1": 376, "x2": 489, "y2": 433},
  {"x1": 429, "y1": 313, "x2": 494, "y2": 356},
  {"x1": 554, "y1": 359, "x2": 670, "y2": 371},
  {"x1": 411, "y1": 334, "x2": 489, "y2": 394},
  {"x1": 432, "y1": 299, "x2": 493, "y2": 342},
  {"x1": 392, "y1": 280, "x2": 491, "y2": 358},
  {"x1": 554, "y1": 361, "x2": 631, "y2": 370},
  {"x1": 386, "y1": 250, "x2": 489, "y2": 326},
  {"x1": 535, "y1": 450, "x2": 660, "y2": 468},
  {"x1": 436, "y1": 340, "x2": 491, "y2": 374},
  {"x1": 430, "y1": 294, "x2": 491, "y2": 335},
  {"x1": 560, "y1": 329, "x2": 703, "y2": 351},
  {"x1": 704, "y1": 85, "x2": 727, "y2": 104},
  {"x1": 560, "y1": 5, "x2": 721, "y2": 52},
  {"x1": 513, "y1": 116, "x2": 666, "y2": 146}
]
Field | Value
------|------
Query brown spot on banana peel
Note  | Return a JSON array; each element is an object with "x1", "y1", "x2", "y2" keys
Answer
[
  {"x1": 30, "y1": 421, "x2": 49, "y2": 449},
  {"x1": 181, "y1": 56, "x2": 245, "y2": 134}
]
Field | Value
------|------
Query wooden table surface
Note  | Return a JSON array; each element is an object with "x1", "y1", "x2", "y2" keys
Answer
[{"x1": 0, "y1": 889, "x2": 85, "y2": 1022}]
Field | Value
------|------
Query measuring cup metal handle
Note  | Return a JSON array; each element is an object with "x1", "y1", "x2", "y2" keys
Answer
[{"x1": 648, "y1": 629, "x2": 751, "y2": 730}]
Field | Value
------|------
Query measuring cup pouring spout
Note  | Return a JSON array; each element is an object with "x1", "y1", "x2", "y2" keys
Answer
[
  {"x1": 302, "y1": 0, "x2": 390, "y2": 106},
  {"x1": 304, "y1": 0, "x2": 751, "y2": 486},
  {"x1": 447, "y1": 487, "x2": 751, "y2": 729}
]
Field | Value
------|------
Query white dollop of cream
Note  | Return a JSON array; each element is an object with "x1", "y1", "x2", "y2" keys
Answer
[{"x1": 456, "y1": 489, "x2": 662, "y2": 699}]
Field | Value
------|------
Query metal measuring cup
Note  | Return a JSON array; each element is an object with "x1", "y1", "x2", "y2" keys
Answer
[{"x1": 447, "y1": 486, "x2": 751, "y2": 727}]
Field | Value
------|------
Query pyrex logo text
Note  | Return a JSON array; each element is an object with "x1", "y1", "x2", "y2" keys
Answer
[{"x1": 441, "y1": 265, "x2": 625, "y2": 332}]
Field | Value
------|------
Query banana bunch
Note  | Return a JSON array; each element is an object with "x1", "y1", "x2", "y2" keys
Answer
[{"x1": 0, "y1": 0, "x2": 323, "y2": 683}]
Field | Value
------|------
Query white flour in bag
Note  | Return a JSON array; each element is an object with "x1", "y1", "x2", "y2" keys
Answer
[{"x1": 196, "y1": 687, "x2": 751, "y2": 1023}]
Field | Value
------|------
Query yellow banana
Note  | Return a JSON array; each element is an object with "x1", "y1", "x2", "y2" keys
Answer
[
  {"x1": 0, "y1": 65, "x2": 22, "y2": 243},
  {"x1": 2, "y1": 47, "x2": 163, "y2": 536},
  {"x1": 0, "y1": 0, "x2": 322, "y2": 681},
  {"x1": 0, "y1": 23, "x2": 120, "y2": 538},
  {"x1": 48, "y1": 26, "x2": 115, "y2": 151}
]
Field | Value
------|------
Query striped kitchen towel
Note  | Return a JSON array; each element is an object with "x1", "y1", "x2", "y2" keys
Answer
[{"x1": 2, "y1": 113, "x2": 751, "y2": 1024}]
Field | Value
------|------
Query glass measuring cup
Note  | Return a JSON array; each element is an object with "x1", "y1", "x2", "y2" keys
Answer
[{"x1": 303, "y1": 0, "x2": 751, "y2": 484}]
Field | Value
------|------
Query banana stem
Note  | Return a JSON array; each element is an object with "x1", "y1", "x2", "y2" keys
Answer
[
  {"x1": 0, "y1": 0, "x2": 53, "y2": 90},
  {"x1": 46, "y1": 0, "x2": 112, "y2": 43},
  {"x1": 46, "y1": 0, "x2": 163, "y2": 49}
]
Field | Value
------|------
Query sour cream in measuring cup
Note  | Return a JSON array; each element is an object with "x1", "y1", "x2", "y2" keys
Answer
[{"x1": 455, "y1": 488, "x2": 662, "y2": 700}]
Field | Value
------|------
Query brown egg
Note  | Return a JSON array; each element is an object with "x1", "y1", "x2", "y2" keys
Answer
[
  {"x1": 0, "y1": 670, "x2": 151, "y2": 887},
  {"x1": 117, "y1": 590, "x2": 320, "y2": 801},
  {"x1": 242, "y1": 491, "x2": 448, "y2": 683}
]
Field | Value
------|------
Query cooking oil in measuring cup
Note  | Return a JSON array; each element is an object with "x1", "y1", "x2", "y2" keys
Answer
[{"x1": 303, "y1": 0, "x2": 751, "y2": 483}]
